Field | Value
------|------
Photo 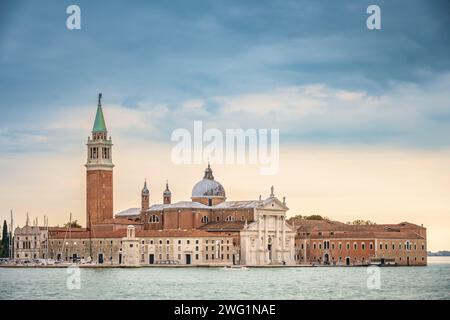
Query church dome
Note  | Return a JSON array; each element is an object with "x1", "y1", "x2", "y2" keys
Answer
[{"x1": 191, "y1": 164, "x2": 226, "y2": 198}]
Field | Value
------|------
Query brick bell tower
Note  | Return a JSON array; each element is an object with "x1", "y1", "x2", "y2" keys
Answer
[{"x1": 85, "y1": 93, "x2": 114, "y2": 229}]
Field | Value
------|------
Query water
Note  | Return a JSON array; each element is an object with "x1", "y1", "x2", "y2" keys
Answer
[{"x1": 1, "y1": 257, "x2": 449, "y2": 300}]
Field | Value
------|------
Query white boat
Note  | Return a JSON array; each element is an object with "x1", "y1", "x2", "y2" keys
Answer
[{"x1": 223, "y1": 266, "x2": 249, "y2": 271}]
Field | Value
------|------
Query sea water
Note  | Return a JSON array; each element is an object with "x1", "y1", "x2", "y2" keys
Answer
[{"x1": 0, "y1": 257, "x2": 449, "y2": 300}]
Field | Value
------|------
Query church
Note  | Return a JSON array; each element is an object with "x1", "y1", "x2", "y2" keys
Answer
[
  {"x1": 12, "y1": 93, "x2": 427, "y2": 267},
  {"x1": 14, "y1": 94, "x2": 296, "y2": 266}
]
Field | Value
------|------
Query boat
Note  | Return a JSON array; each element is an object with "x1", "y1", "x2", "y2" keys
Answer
[{"x1": 223, "y1": 265, "x2": 249, "y2": 271}]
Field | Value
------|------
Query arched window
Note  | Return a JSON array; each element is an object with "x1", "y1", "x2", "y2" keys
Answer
[
  {"x1": 149, "y1": 214, "x2": 159, "y2": 223},
  {"x1": 201, "y1": 216, "x2": 209, "y2": 223},
  {"x1": 225, "y1": 215, "x2": 234, "y2": 222}
]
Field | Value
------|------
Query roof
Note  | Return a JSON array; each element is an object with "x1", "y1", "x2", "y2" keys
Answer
[
  {"x1": 100, "y1": 218, "x2": 142, "y2": 225},
  {"x1": 200, "y1": 221, "x2": 246, "y2": 232},
  {"x1": 146, "y1": 201, "x2": 211, "y2": 211},
  {"x1": 291, "y1": 219, "x2": 426, "y2": 240},
  {"x1": 214, "y1": 200, "x2": 262, "y2": 209},
  {"x1": 93, "y1": 104, "x2": 107, "y2": 132},
  {"x1": 115, "y1": 208, "x2": 141, "y2": 217},
  {"x1": 49, "y1": 228, "x2": 233, "y2": 239},
  {"x1": 308, "y1": 231, "x2": 425, "y2": 240}
]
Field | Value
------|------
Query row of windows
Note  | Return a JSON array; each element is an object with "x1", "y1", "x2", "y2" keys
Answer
[
  {"x1": 303, "y1": 241, "x2": 425, "y2": 251},
  {"x1": 307, "y1": 242, "x2": 373, "y2": 251},
  {"x1": 149, "y1": 214, "x2": 247, "y2": 224}
]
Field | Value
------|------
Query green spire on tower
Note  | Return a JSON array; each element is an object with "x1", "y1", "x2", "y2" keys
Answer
[{"x1": 93, "y1": 93, "x2": 107, "y2": 132}]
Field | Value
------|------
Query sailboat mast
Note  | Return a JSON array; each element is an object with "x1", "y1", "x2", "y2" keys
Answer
[{"x1": 9, "y1": 210, "x2": 13, "y2": 260}]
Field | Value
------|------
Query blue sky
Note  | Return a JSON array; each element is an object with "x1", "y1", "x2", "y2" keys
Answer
[{"x1": 1, "y1": 0, "x2": 450, "y2": 151}]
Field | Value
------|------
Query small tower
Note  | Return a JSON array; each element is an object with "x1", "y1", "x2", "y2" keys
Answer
[
  {"x1": 85, "y1": 93, "x2": 114, "y2": 228},
  {"x1": 141, "y1": 180, "x2": 149, "y2": 210},
  {"x1": 163, "y1": 180, "x2": 172, "y2": 204}
]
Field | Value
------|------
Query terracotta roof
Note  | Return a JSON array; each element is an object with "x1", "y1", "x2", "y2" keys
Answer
[
  {"x1": 135, "y1": 229, "x2": 233, "y2": 238},
  {"x1": 49, "y1": 229, "x2": 126, "y2": 239},
  {"x1": 49, "y1": 228, "x2": 233, "y2": 239},
  {"x1": 99, "y1": 218, "x2": 142, "y2": 225},
  {"x1": 200, "y1": 221, "x2": 246, "y2": 231},
  {"x1": 307, "y1": 231, "x2": 425, "y2": 240}
]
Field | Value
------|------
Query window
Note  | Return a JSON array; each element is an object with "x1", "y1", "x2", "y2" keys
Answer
[
  {"x1": 331, "y1": 243, "x2": 335, "y2": 250},
  {"x1": 241, "y1": 216, "x2": 245, "y2": 221},
  {"x1": 362, "y1": 243, "x2": 365, "y2": 250},
  {"x1": 346, "y1": 243, "x2": 350, "y2": 250},
  {"x1": 318, "y1": 243, "x2": 322, "y2": 250},
  {"x1": 196, "y1": 254, "x2": 199, "y2": 260},
  {"x1": 201, "y1": 216, "x2": 209, "y2": 223},
  {"x1": 216, "y1": 216, "x2": 220, "y2": 222},
  {"x1": 313, "y1": 243, "x2": 316, "y2": 250},
  {"x1": 392, "y1": 244, "x2": 395, "y2": 250},
  {"x1": 159, "y1": 240, "x2": 162, "y2": 244},
  {"x1": 339, "y1": 243, "x2": 342, "y2": 250},
  {"x1": 354, "y1": 243, "x2": 357, "y2": 250},
  {"x1": 225, "y1": 215, "x2": 234, "y2": 222},
  {"x1": 166, "y1": 240, "x2": 170, "y2": 244},
  {"x1": 149, "y1": 215, "x2": 160, "y2": 223},
  {"x1": 187, "y1": 240, "x2": 190, "y2": 244},
  {"x1": 380, "y1": 243, "x2": 383, "y2": 250}
]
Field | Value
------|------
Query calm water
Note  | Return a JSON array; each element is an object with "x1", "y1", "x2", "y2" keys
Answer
[{"x1": 1, "y1": 257, "x2": 449, "y2": 300}]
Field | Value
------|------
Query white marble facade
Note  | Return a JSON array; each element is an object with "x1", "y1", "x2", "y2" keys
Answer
[{"x1": 240, "y1": 197, "x2": 295, "y2": 265}]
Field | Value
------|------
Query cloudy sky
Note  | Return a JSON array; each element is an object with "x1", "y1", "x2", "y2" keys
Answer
[{"x1": 0, "y1": 0, "x2": 449, "y2": 250}]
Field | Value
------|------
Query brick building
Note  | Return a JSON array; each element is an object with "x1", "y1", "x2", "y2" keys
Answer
[{"x1": 292, "y1": 219, "x2": 427, "y2": 266}]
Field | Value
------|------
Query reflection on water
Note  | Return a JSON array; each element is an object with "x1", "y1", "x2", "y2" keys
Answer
[{"x1": 0, "y1": 258, "x2": 449, "y2": 300}]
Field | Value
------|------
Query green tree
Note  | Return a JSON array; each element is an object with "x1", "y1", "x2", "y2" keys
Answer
[
  {"x1": 63, "y1": 220, "x2": 82, "y2": 228},
  {"x1": 1, "y1": 220, "x2": 9, "y2": 258},
  {"x1": 305, "y1": 215, "x2": 325, "y2": 221}
]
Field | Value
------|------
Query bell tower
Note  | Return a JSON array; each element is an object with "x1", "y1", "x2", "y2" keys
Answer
[{"x1": 85, "y1": 93, "x2": 114, "y2": 228}]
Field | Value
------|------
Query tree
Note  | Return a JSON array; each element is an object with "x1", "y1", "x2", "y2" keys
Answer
[
  {"x1": 351, "y1": 219, "x2": 375, "y2": 225},
  {"x1": 1, "y1": 220, "x2": 9, "y2": 258},
  {"x1": 305, "y1": 215, "x2": 325, "y2": 221},
  {"x1": 63, "y1": 220, "x2": 82, "y2": 228}
]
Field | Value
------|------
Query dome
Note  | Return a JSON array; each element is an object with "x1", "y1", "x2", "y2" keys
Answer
[{"x1": 191, "y1": 164, "x2": 226, "y2": 198}]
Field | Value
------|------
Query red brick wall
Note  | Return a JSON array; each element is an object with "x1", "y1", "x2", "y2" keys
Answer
[{"x1": 86, "y1": 170, "x2": 113, "y2": 228}]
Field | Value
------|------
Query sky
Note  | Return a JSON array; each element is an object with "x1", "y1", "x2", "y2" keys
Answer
[{"x1": 0, "y1": 0, "x2": 449, "y2": 250}]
